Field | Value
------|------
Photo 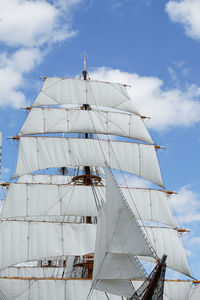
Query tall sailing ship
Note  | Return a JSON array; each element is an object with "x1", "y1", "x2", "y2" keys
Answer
[{"x1": 0, "y1": 59, "x2": 199, "y2": 299}]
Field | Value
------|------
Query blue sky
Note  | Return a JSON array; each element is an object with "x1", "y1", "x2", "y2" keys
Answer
[{"x1": 0, "y1": 0, "x2": 200, "y2": 280}]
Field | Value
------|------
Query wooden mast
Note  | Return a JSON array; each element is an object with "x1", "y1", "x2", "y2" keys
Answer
[{"x1": 72, "y1": 54, "x2": 102, "y2": 187}]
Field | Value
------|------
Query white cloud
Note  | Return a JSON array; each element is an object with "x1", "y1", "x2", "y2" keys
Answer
[
  {"x1": 54, "y1": 0, "x2": 82, "y2": 11},
  {"x1": 0, "y1": 48, "x2": 42, "y2": 108},
  {"x1": 182, "y1": 68, "x2": 190, "y2": 76},
  {"x1": 171, "y1": 185, "x2": 200, "y2": 224},
  {"x1": 0, "y1": 0, "x2": 82, "y2": 108},
  {"x1": 0, "y1": 0, "x2": 77, "y2": 47},
  {"x1": 166, "y1": 0, "x2": 200, "y2": 41},
  {"x1": 168, "y1": 67, "x2": 179, "y2": 86},
  {"x1": 90, "y1": 67, "x2": 200, "y2": 131}
]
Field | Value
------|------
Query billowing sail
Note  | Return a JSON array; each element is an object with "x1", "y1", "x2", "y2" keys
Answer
[
  {"x1": 0, "y1": 221, "x2": 96, "y2": 270},
  {"x1": 91, "y1": 167, "x2": 154, "y2": 297},
  {"x1": 139, "y1": 227, "x2": 191, "y2": 277},
  {"x1": 19, "y1": 108, "x2": 153, "y2": 143},
  {"x1": 0, "y1": 278, "x2": 194, "y2": 300},
  {"x1": 1, "y1": 183, "x2": 176, "y2": 226},
  {"x1": 32, "y1": 77, "x2": 139, "y2": 114},
  {"x1": 0, "y1": 279, "x2": 123, "y2": 300},
  {"x1": 14, "y1": 137, "x2": 163, "y2": 187},
  {"x1": 0, "y1": 218, "x2": 189, "y2": 277}
]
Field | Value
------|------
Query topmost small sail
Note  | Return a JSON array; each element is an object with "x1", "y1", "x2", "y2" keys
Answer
[{"x1": 32, "y1": 77, "x2": 139, "y2": 114}]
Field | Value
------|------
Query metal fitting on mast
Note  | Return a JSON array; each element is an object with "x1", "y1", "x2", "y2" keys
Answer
[{"x1": 82, "y1": 52, "x2": 87, "y2": 80}]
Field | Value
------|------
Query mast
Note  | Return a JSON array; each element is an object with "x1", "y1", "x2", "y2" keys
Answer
[
  {"x1": 72, "y1": 54, "x2": 102, "y2": 187},
  {"x1": 82, "y1": 52, "x2": 87, "y2": 81},
  {"x1": 82, "y1": 53, "x2": 91, "y2": 184}
]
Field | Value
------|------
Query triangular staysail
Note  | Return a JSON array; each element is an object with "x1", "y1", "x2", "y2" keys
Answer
[{"x1": 90, "y1": 166, "x2": 155, "y2": 297}]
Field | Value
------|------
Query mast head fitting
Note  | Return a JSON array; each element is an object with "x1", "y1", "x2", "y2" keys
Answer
[
  {"x1": 81, "y1": 52, "x2": 88, "y2": 80},
  {"x1": 82, "y1": 70, "x2": 87, "y2": 80}
]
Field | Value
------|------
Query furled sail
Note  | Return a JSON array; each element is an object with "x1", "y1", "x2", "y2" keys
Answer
[
  {"x1": 19, "y1": 108, "x2": 153, "y2": 143},
  {"x1": 91, "y1": 167, "x2": 155, "y2": 297},
  {"x1": 32, "y1": 77, "x2": 139, "y2": 114},
  {"x1": 14, "y1": 137, "x2": 163, "y2": 187},
  {"x1": 1, "y1": 183, "x2": 176, "y2": 226}
]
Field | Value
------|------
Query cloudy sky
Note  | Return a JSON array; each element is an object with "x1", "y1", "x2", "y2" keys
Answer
[{"x1": 0, "y1": 0, "x2": 200, "y2": 280}]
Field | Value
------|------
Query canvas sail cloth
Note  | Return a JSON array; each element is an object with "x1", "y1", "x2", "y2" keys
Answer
[
  {"x1": 1, "y1": 183, "x2": 176, "y2": 227},
  {"x1": 0, "y1": 221, "x2": 96, "y2": 270},
  {"x1": 0, "y1": 278, "x2": 194, "y2": 300},
  {"x1": 14, "y1": 137, "x2": 163, "y2": 187},
  {"x1": 32, "y1": 77, "x2": 139, "y2": 114},
  {"x1": 189, "y1": 285, "x2": 200, "y2": 300},
  {"x1": 90, "y1": 166, "x2": 155, "y2": 298},
  {"x1": 18, "y1": 108, "x2": 153, "y2": 144},
  {"x1": 131, "y1": 280, "x2": 193, "y2": 300}
]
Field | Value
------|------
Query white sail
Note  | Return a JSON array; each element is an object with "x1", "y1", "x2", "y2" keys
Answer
[
  {"x1": 0, "y1": 220, "x2": 188, "y2": 277},
  {"x1": 139, "y1": 227, "x2": 191, "y2": 277},
  {"x1": 163, "y1": 281, "x2": 193, "y2": 300},
  {"x1": 91, "y1": 167, "x2": 154, "y2": 297},
  {"x1": 0, "y1": 221, "x2": 96, "y2": 270},
  {"x1": 14, "y1": 137, "x2": 163, "y2": 187},
  {"x1": 132, "y1": 280, "x2": 193, "y2": 300},
  {"x1": 0, "y1": 279, "x2": 126, "y2": 300},
  {"x1": 0, "y1": 277, "x2": 194, "y2": 300},
  {"x1": 0, "y1": 266, "x2": 67, "y2": 278},
  {"x1": 32, "y1": 77, "x2": 139, "y2": 114},
  {"x1": 1, "y1": 183, "x2": 176, "y2": 226},
  {"x1": 18, "y1": 174, "x2": 72, "y2": 184},
  {"x1": 0, "y1": 278, "x2": 194, "y2": 300},
  {"x1": 19, "y1": 108, "x2": 153, "y2": 144},
  {"x1": 189, "y1": 285, "x2": 200, "y2": 300}
]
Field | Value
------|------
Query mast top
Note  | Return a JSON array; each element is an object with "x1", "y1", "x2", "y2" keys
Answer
[{"x1": 82, "y1": 52, "x2": 88, "y2": 80}]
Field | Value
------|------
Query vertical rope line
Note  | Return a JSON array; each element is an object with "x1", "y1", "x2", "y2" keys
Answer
[{"x1": 105, "y1": 292, "x2": 110, "y2": 299}]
